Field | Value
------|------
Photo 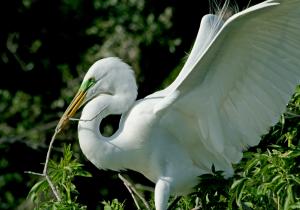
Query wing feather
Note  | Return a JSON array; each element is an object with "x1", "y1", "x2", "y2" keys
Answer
[
  {"x1": 158, "y1": 0, "x2": 300, "y2": 175},
  {"x1": 147, "y1": 14, "x2": 225, "y2": 98}
]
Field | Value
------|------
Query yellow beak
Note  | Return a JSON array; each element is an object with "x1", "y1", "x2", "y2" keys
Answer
[{"x1": 56, "y1": 89, "x2": 87, "y2": 133}]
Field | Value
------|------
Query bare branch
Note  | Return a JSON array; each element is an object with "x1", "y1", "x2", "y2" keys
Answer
[
  {"x1": 24, "y1": 171, "x2": 44, "y2": 176},
  {"x1": 135, "y1": 184, "x2": 154, "y2": 192},
  {"x1": 42, "y1": 130, "x2": 61, "y2": 201},
  {"x1": 191, "y1": 197, "x2": 201, "y2": 210},
  {"x1": 26, "y1": 130, "x2": 62, "y2": 201},
  {"x1": 45, "y1": 173, "x2": 61, "y2": 201},
  {"x1": 167, "y1": 196, "x2": 182, "y2": 210},
  {"x1": 118, "y1": 174, "x2": 151, "y2": 210},
  {"x1": 118, "y1": 174, "x2": 141, "y2": 210}
]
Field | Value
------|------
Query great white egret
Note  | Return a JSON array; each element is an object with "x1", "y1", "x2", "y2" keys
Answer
[{"x1": 57, "y1": 0, "x2": 300, "y2": 209}]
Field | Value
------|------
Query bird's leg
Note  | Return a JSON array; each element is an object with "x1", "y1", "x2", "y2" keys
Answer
[{"x1": 155, "y1": 178, "x2": 171, "y2": 210}]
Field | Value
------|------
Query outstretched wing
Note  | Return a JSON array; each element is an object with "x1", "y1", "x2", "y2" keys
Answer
[
  {"x1": 147, "y1": 13, "x2": 225, "y2": 99},
  {"x1": 156, "y1": 0, "x2": 300, "y2": 175}
]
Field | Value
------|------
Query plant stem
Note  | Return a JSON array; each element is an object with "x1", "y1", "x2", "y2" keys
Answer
[
  {"x1": 26, "y1": 130, "x2": 62, "y2": 201},
  {"x1": 167, "y1": 196, "x2": 182, "y2": 210},
  {"x1": 118, "y1": 174, "x2": 150, "y2": 210},
  {"x1": 42, "y1": 130, "x2": 61, "y2": 201}
]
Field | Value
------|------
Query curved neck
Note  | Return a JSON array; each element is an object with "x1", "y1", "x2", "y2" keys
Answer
[{"x1": 77, "y1": 94, "x2": 136, "y2": 171}]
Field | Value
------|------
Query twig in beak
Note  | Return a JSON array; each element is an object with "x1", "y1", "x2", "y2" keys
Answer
[{"x1": 27, "y1": 89, "x2": 87, "y2": 201}]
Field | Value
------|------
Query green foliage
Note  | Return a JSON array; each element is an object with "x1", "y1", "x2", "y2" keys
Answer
[
  {"x1": 32, "y1": 200, "x2": 87, "y2": 210},
  {"x1": 230, "y1": 148, "x2": 300, "y2": 210},
  {"x1": 28, "y1": 145, "x2": 91, "y2": 209},
  {"x1": 0, "y1": 90, "x2": 42, "y2": 138},
  {"x1": 193, "y1": 166, "x2": 232, "y2": 209},
  {"x1": 172, "y1": 196, "x2": 195, "y2": 210},
  {"x1": 83, "y1": 0, "x2": 180, "y2": 77},
  {"x1": 102, "y1": 199, "x2": 125, "y2": 210}
]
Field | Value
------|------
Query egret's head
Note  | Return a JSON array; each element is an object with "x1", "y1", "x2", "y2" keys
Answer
[
  {"x1": 56, "y1": 57, "x2": 137, "y2": 132},
  {"x1": 80, "y1": 57, "x2": 137, "y2": 103}
]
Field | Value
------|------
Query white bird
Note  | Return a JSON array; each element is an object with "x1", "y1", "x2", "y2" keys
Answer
[{"x1": 57, "y1": 0, "x2": 300, "y2": 209}]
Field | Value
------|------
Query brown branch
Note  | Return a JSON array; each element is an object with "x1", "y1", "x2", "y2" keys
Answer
[
  {"x1": 118, "y1": 174, "x2": 141, "y2": 210},
  {"x1": 118, "y1": 174, "x2": 150, "y2": 210},
  {"x1": 42, "y1": 130, "x2": 61, "y2": 201},
  {"x1": 26, "y1": 130, "x2": 61, "y2": 201},
  {"x1": 24, "y1": 171, "x2": 44, "y2": 176},
  {"x1": 134, "y1": 184, "x2": 154, "y2": 192},
  {"x1": 167, "y1": 196, "x2": 182, "y2": 210}
]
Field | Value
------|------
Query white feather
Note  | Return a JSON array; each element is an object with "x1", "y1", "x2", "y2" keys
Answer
[{"x1": 158, "y1": 0, "x2": 300, "y2": 174}]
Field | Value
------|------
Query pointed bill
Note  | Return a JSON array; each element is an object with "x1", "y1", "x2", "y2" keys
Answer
[
  {"x1": 56, "y1": 90, "x2": 87, "y2": 133},
  {"x1": 55, "y1": 77, "x2": 96, "y2": 133}
]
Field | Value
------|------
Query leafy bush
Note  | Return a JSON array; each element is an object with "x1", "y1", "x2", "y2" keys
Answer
[{"x1": 28, "y1": 145, "x2": 91, "y2": 209}]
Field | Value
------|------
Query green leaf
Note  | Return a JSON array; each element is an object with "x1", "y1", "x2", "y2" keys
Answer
[
  {"x1": 290, "y1": 202, "x2": 300, "y2": 209},
  {"x1": 284, "y1": 185, "x2": 295, "y2": 210},
  {"x1": 28, "y1": 179, "x2": 48, "y2": 202},
  {"x1": 28, "y1": 144, "x2": 91, "y2": 208}
]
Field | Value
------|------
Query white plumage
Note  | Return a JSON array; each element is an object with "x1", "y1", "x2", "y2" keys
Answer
[{"x1": 60, "y1": 0, "x2": 300, "y2": 209}]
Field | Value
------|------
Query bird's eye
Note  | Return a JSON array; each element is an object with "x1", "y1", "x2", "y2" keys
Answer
[
  {"x1": 88, "y1": 77, "x2": 96, "y2": 86},
  {"x1": 80, "y1": 77, "x2": 97, "y2": 91}
]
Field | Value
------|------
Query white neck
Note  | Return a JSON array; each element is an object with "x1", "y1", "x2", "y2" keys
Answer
[
  {"x1": 77, "y1": 57, "x2": 140, "y2": 171},
  {"x1": 78, "y1": 93, "x2": 138, "y2": 171}
]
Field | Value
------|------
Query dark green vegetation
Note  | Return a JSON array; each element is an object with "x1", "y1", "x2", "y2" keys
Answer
[{"x1": 0, "y1": 0, "x2": 299, "y2": 209}]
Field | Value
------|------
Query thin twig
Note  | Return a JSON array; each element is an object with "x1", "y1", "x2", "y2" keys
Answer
[
  {"x1": 26, "y1": 130, "x2": 61, "y2": 201},
  {"x1": 118, "y1": 174, "x2": 151, "y2": 210},
  {"x1": 135, "y1": 184, "x2": 154, "y2": 192},
  {"x1": 167, "y1": 196, "x2": 182, "y2": 210},
  {"x1": 24, "y1": 171, "x2": 44, "y2": 176},
  {"x1": 285, "y1": 111, "x2": 300, "y2": 118},
  {"x1": 42, "y1": 130, "x2": 61, "y2": 201},
  {"x1": 191, "y1": 197, "x2": 201, "y2": 210},
  {"x1": 26, "y1": 95, "x2": 75, "y2": 202},
  {"x1": 118, "y1": 174, "x2": 141, "y2": 210},
  {"x1": 45, "y1": 174, "x2": 60, "y2": 201},
  {"x1": 43, "y1": 131, "x2": 57, "y2": 174}
]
